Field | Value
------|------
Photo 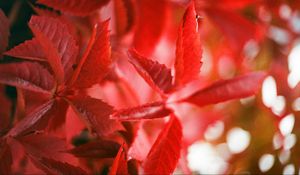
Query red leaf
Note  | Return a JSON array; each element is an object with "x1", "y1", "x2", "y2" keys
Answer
[
  {"x1": 4, "y1": 38, "x2": 46, "y2": 61},
  {"x1": 72, "y1": 20, "x2": 112, "y2": 89},
  {"x1": 113, "y1": 0, "x2": 134, "y2": 37},
  {"x1": 29, "y1": 16, "x2": 78, "y2": 82},
  {"x1": 111, "y1": 101, "x2": 172, "y2": 121},
  {"x1": 0, "y1": 62, "x2": 55, "y2": 94},
  {"x1": 175, "y1": 3, "x2": 202, "y2": 87},
  {"x1": 8, "y1": 100, "x2": 55, "y2": 137},
  {"x1": 128, "y1": 49, "x2": 173, "y2": 94},
  {"x1": 46, "y1": 98, "x2": 69, "y2": 131},
  {"x1": 109, "y1": 145, "x2": 128, "y2": 175},
  {"x1": 0, "y1": 139, "x2": 12, "y2": 174},
  {"x1": 37, "y1": 0, "x2": 110, "y2": 16},
  {"x1": 0, "y1": 10, "x2": 9, "y2": 58},
  {"x1": 182, "y1": 72, "x2": 267, "y2": 107},
  {"x1": 133, "y1": 0, "x2": 169, "y2": 55},
  {"x1": 17, "y1": 134, "x2": 69, "y2": 159},
  {"x1": 68, "y1": 95, "x2": 124, "y2": 136},
  {"x1": 143, "y1": 115, "x2": 182, "y2": 174},
  {"x1": 195, "y1": 0, "x2": 260, "y2": 10},
  {"x1": 30, "y1": 157, "x2": 87, "y2": 175},
  {"x1": 67, "y1": 140, "x2": 120, "y2": 158}
]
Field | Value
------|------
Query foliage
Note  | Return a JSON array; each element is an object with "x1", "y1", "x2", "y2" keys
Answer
[{"x1": 0, "y1": 0, "x2": 298, "y2": 174}]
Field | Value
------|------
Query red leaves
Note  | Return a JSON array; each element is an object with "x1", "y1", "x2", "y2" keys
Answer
[
  {"x1": 111, "y1": 101, "x2": 171, "y2": 121},
  {"x1": 0, "y1": 10, "x2": 9, "y2": 58},
  {"x1": 175, "y1": 3, "x2": 202, "y2": 87},
  {"x1": 37, "y1": 0, "x2": 110, "y2": 16},
  {"x1": 128, "y1": 3, "x2": 202, "y2": 93},
  {"x1": 68, "y1": 95, "x2": 123, "y2": 136},
  {"x1": 182, "y1": 72, "x2": 267, "y2": 107},
  {"x1": 29, "y1": 16, "x2": 78, "y2": 83},
  {"x1": 67, "y1": 140, "x2": 120, "y2": 158},
  {"x1": 143, "y1": 115, "x2": 182, "y2": 174},
  {"x1": 73, "y1": 20, "x2": 111, "y2": 89},
  {"x1": 0, "y1": 1, "x2": 274, "y2": 174},
  {"x1": 128, "y1": 49, "x2": 173, "y2": 94},
  {"x1": 0, "y1": 62, "x2": 55, "y2": 94},
  {"x1": 133, "y1": 0, "x2": 169, "y2": 55}
]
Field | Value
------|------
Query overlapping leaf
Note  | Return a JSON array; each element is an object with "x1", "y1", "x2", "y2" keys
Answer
[
  {"x1": 182, "y1": 72, "x2": 267, "y2": 106},
  {"x1": 17, "y1": 134, "x2": 69, "y2": 159},
  {"x1": 111, "y1": 101, "x2": 171, "y2": 121},
  {"x1": 143, "y1": 115, "x2": 182, "y2": 174},
  {"x1": 29, "y1": 16, "x2": 78, "y2": 82},
  {"x1": 30, "y1": 157, "x2": 87, "y2": 175},
  {"x1": 175, "y1": 3, "x2": 202, "y2": 87},
  {"x1": 68, "y1": 95, "x2": 124, "y2": 136},
  {"x1": 37, "y1": 0, "x2": 110, "y2": 16},
  {"x1": 0, "y1": 62, "x2": 55, "y2": 94},
  {"x1": 109, "y1": 145, "x2": 128, "y2": 175},
  {"x1": 4, "y1": 38, "x2": 46, "y2": 61},
  {"x1": 0, "y1": 10, "x2": 9, "y2": 58},
  {"x1": 73, "y1": 20, "x2": 111, "y2": 89},
  {"x1": 46, "y1": 99, "x2": 69, "y2": 131},
  {"x1": 8, "y1": 100, "x2": 55, "y2": 137},
  {"x1": 128, "y1": 49, "x2": 173, "y2": 94},
  {"x1": 133, "y1": 0, "x2": 168, "y2": 55},
  {"x1": 67, "y1": 140, "x2": 120, "y2": 158}
]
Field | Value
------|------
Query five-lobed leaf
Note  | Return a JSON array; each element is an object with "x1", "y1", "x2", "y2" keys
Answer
[
  {"x1": 68, "y1": 95, "x2": 124, "y2": 136},
  {"x1": 111, "y1": 101, "x2": 172, "y2": 121},
  {"x1": 0, "y1": 62, "x2": 55, "y2": 94},
  {"x1": 174, "y1": 2, "x2": 202, "y2": 87},
  {"x1": 182, "y1": 72, "x2": 267, "y2": 106},
  {"x1": 143, "y1": 115, "x2": 182, "y2": 174},
  {"x1": 128, "y1": 49, "x2": 173, "y2": 94}
]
